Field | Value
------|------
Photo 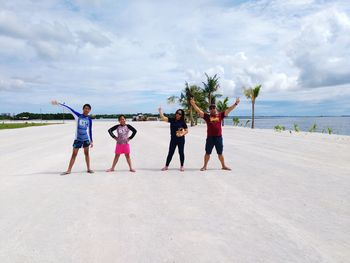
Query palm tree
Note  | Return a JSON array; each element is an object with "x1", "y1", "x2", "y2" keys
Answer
[
  {"x1": 168, "y1": 83, "x2": 204, "y2": 126},
  {"x1": 233, "y1": 117, "x2": 240, "y2": 126},
  {"x1": 202, "y1": 73, "x2": 221, "y2": 106},
  {"x1": 309, "y1": 123, "x2": 317, "y2": 133},
  {"x1": 243, "y1": 84, "x2": 261, "y2": 129},
  {"x1": 293, "y1": 123, "x2": 300, "y2": 132},
  {"x1": 216, "y1": 97, "x2": 229, "y2": 126}
]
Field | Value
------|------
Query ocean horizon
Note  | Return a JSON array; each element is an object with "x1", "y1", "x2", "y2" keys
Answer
[
  {"x1": 3, "y1": 116, "x2": 349, "y2": 136},
  {"x1": 94, "y1": 116, "x2": 350, "y2": 136},
  {"x1": 223, "y1": 116, "x2": 350, "y2": 136}
]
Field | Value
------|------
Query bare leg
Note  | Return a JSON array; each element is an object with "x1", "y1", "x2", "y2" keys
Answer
[
  {"x1": 200, "y1": 154, "x2": 210, "y2": 171},
  {"x1": 107, "y1": 154, "x2": 120, "y2": 172},
  {"x1": 84, "y1": 146, "x2": 93, "y2": 173},
  {"x1": 125, "y1": 154, "x2": 135, "y2": 172},
  {"x1": 218, "y1": 154, "x2": 231, "y2": 170},
  {"x1": 62, "y1": 148, "x2": 79, "y2": 175}
]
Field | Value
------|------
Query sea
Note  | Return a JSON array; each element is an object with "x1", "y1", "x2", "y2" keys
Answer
[
  {"x1": 95, "y1": 116, "x2": 350, "y2": 136},
  {"x1": 224, "y1": 116, "x2": 350, "y2": 136},
  {"x1": 4, "y1": 116, "x2": 349, "y2": 135}
]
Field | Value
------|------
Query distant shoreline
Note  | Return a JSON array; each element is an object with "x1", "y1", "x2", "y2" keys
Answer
[
  {"x1": 1, "y1": 117, "x2": 349, "y2": 136},
  {"x1": 1, "y1": 114, "x2": 349, "y2": 120}
]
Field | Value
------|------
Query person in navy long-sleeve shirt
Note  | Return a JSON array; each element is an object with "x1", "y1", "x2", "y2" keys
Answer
[{"x1": 51, "y1": 100, "x2": 94, "y2": 175}]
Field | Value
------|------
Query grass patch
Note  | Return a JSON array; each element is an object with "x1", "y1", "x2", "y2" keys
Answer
[{"x1": 0, "y1": 122, "x2": 61, "y2": 130}]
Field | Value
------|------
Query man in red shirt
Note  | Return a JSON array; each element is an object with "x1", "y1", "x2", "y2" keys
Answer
[{"x1": 190, "y1": 97, "x2": 240, "y2": 171}]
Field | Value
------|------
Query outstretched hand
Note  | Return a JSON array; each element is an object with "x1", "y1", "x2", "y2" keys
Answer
[
  {"x1": 190, "y1": 98, "x2": 195, "y2": 105},
  {"x1": 235, "y1": 97, "x2": 240, "y2": 105},
  {"x1": 51, "y1": 100, "x2": 59, "y2": 106}
]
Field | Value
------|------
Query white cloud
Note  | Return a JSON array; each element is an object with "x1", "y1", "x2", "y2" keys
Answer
[
  {"x1": 0, "y1": 11, "x2": 30, "y2": 39},
  {"x1": 0, "y1": 8, "x2": 113, "y2": 60},
  {"x1": 288, "y1": 7, "x2": 350, "y2": 88},
  {"x1": 0, "y1": 77, "x2": 25, "y2": 91},
  {"x1": 0, "y1": 0, "x2": 349, "y2": 115},
  {"x1": 76, "y1": 29, "x2": 112, "y2": 47}
]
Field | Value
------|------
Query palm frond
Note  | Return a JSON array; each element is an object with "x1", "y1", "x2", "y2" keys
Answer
[
  {"x1": 253, "y1": 85, "x2": 261, "y2": 98},
  {"x1": 243, "y1": 87, "x2": 253, "y2": 99},
  {"x1": 167, "y1": 96, "x2": 179, "y2": 104},
  {"x1": 216, "y1": 96, "x2": 229, "y2": 112}
]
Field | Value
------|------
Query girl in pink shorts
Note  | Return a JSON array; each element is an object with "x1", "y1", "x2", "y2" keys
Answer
[{"x1": 106, "y1": 115, "x2": 137, "y2": 172}]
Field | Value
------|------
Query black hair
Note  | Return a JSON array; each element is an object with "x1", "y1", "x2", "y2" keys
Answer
[
  {"x1": 209, "y1": 104, "x2": 216, "y2": 109},
  {"x1": 175, "y1": 109, "x2": 185, "y2": 122},
  {"x1": 118, "y1": 115, "x2": 126, "y2": 120},
  {"x1": 83, "y1": 104, "x2": 91, "y2": 110}
]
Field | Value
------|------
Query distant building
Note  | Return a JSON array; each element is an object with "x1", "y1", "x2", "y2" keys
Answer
[
  {"x1": 147, "y1": 117, "x2": 158, "y2": 121},
  {"x1": 132, "y1": 114, "x2": 158, "y2": 122},
  {"x1": 132, "y1": 114, "x2": 146, "y2": 121}
]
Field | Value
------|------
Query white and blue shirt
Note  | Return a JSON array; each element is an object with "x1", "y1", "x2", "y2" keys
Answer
[{"x1": 60, "y1": 103, "x2": 93, "y2": 142}]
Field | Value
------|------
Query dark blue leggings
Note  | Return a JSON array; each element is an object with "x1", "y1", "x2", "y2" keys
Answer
[{"x1": 166, "y1": 137, "x2": 185, "y2": 166}]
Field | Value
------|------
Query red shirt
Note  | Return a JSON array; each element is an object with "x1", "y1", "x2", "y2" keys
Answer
[{"x1": 203, "y1": 112, "x2": 225, "y2": 137}]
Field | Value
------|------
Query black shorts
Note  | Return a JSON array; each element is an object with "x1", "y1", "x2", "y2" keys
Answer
[
  {"x1": 73, "y1": 140, "x2": 90, "y2": 149},
  {"x1": 205, "y1": 136, "x2": 223, "y2": 155}
]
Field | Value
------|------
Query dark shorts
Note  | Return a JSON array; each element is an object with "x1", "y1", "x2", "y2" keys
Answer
[
  {"x1": 205, "y1": 136, "x2": 223, "y2": 155},
  {"x1": 73, "y1": 140, "x2": 90, "y2": 149}
]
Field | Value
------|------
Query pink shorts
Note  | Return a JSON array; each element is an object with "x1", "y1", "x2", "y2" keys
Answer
[{"x1": 115, "y1": 143, "x2": 130, "y2": 154}]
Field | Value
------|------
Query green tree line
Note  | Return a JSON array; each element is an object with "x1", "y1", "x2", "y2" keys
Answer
[{"x1": 0, "y1": 112, "x2": 164, "y2": 121}]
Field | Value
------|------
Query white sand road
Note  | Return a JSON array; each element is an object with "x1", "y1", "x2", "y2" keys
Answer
[{"x1": 0, "y1": 121, "x2": 349, "y2": 263}]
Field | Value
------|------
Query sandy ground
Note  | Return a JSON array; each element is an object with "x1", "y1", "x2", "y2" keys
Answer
[{"x1": 0, "y1": 121, "x2": 349, "y2": 263}]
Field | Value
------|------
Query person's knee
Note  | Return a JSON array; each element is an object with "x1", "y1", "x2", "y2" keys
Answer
[
  {"x1": 205, "y1": 146, "x2": 213, "y2": 155},
  {"x1": 125, "y1": 154, "x2": 130, "y2": 158}
]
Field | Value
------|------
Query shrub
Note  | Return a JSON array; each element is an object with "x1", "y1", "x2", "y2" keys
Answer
[
  {"x1": 274, "y1": 125, "x2": 286, "y2": 132},
  {"x1": 309, "y1": 123, "x2": 317, "y2": 133},
  {"x1": 293, "y1": 123, "x2": 300, "y2": 132}
]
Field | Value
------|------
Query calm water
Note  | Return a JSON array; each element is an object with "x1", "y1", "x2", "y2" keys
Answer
[
  {"x1": 224, "y1": 116, "x2": 350, "y2": 136},
  {"x1": 94, "y1": 116, "x2": 350, "y2": 136},
  {"x1": 5, "y1": 117, "x2": 349, "y2": 135}
]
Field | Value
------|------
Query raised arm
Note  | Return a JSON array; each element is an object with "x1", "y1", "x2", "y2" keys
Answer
[
  {"x1": 224, "y1": 97, "x2": 240, "y2": 116},
  {"x1": 127, "y1": 124, "x2": 137, "y2": 140},
  {"x1": 158, "y1": 107, "x2": 168, "y2": 122},
  {"x1": 51, "y1": 100, "x2": 80, "y2": 119},
  {"x1": 190, "y1": 98, "x2": 204, "y2": 118}
]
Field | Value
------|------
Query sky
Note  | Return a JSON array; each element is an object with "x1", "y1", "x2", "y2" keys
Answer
[{"x1": 0, "y1": 0, "x2": 350, "y2": 116}]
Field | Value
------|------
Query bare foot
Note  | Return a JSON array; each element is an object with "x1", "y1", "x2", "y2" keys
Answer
[
  {"x1": 106, "y1": 168, "x2": 114, "y2": 172},
  {"x1": 60, "y1": 171, "x2": 71, "y2": 176},
  {"x1": 200, "y1": 167, "x2": 207, "y2": 171},
  {"x1": 87, "y1": 170, "x2": 95, "y2": 174},
  {"x1": 130, "y1": 169, "x2": 136, "y2": 173},
  {"x1": 161, "y1": 166, "x2": 168, "y2": 171},
  {"x1": 180, "y1": 166, "x2": 184, "y2": 172},
  {"x1": 222, "y1": 166, "x2": 231, "y2": 171}
]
